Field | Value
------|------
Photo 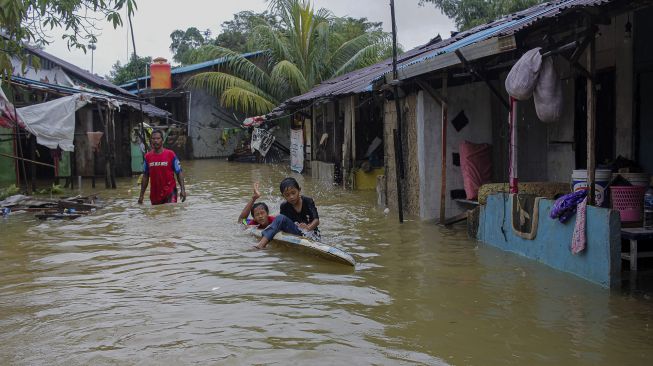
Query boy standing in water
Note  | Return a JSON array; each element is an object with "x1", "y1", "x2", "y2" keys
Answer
[{"x1": 253, "y1": 177, "x2": 320, "y2": 249}]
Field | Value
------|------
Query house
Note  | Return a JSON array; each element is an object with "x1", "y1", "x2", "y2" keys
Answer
[
  {"x1": 0, "y1": 41, "x2": 170, "y2": 191},
  {"x1": 268, "y1": 35, "x2": 446, "y2": 190},
  {"x1": 120, "y1": 51, "x2": 290, "y2": 160},
  {"x1": 271, "y1": 0, "x2": 653, "y2": 287}
]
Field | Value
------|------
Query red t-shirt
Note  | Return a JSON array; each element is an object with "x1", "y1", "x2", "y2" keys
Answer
[
  {"x1": 244, "y1": 215, "x2": 275, "y2": 228},
  {"x1": 144, "y1": 149, "x2": 181, "y2": 205}
]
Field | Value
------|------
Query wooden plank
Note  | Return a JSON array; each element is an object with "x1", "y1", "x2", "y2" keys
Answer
[
  {"x1": 621, "y1": 227, "x2": 653, "y2": 240},
  {"x1": 454, "y1": 199, "x2": 479, "y2": 206},
  {"x1": 57, "y1": 201, "x2": 98, "y2": 211},
  {"x1": 393, "y1": 35, "x2": 517, "y2": 81},
  {"x1": 440, "y1": 211, "x2": 468, "y2": 226},
  {"x1": 35, "y1": 213, "x2": 82, "y2": 220}
]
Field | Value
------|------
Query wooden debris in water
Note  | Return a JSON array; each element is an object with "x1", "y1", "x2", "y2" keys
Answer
[{"x1": 0, "y1": 194, "x2": 100, "y2": 220}]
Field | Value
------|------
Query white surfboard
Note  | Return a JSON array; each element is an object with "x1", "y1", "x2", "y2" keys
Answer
[{"x1": 247, "y1": 227, "x2": 356, "y2": 267}]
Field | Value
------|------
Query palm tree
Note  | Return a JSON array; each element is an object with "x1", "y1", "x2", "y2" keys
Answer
[{"x1": 185, "y1": 0, "x2": 393, "y2": 116}]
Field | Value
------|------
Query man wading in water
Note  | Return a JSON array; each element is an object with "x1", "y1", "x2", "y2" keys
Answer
[{"x1": 138, "y1": 129, "x2": 187, "y2": 205}]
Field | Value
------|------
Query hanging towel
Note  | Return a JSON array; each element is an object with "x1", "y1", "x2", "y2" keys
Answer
[
  {"x1": 571, "y1": 196, "x2": 587, "y2": 255},
  {"x1": 87, "y1": 132, "x2": 104, "y2": 152}
]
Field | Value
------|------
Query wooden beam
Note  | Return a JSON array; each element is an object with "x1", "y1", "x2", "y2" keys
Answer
[
  {"x1": 455, "y1": 49, "x2": 510, "y2": 111},
  {"x1": 415, "y1": 79, "x2": 446, "y2": 106},
  {"x1": 587, "y1": 36, "x2": 597, "y2": 205},
  {"x1": 439, "y1": 75, "x2": 448, "y2": 224},
  {"x1": 0, "y1": 152, "x2": 56, "y2": 168}
]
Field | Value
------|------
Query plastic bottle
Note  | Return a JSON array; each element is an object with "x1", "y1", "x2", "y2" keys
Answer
[{"x1": 644, "y1": 187, "x2": 653, "y2": 230}]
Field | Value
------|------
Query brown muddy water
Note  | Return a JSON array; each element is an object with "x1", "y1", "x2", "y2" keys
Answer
[{"x1": 1, "y1": 160, "x2": 652, "y2": 365}]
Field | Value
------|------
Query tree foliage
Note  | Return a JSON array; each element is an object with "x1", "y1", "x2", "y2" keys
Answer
[
  {"x1": 107, "y1": 53, "x2": 151, "y2": 85},
  {"x1": 169, "y1": 27, "x2": 212, "y2": 65},
  {"x1": 419, "y1": 0, "x2": 545, "y2": 30},
  {"x1": 0, "y1": 0, "x2": 137, "y2": 78},
  {"x1": 186, "y1": 0, "x2": 394, "y2": 116},
  {"x1": 215, "y1": 11, "x2": 281, "y2": 53}
]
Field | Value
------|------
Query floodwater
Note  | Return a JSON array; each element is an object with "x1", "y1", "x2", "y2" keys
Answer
[{"x1": 1, "y1": 160, "x2": 652, "y2": 365}]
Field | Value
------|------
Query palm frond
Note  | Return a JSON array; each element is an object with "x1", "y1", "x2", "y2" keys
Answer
[
  {"x1": 331, "y1": 43, "x2": 392, "y2": 77},
  {"x1": 186, "y1": 45, "x2": 272, "y2": 92},
  {"x1": 305, "y1": 20, "x2": 333, "y2": 84},
  {"x1": 220, "y1": 87, "x2": 277, "y2": 115},
  {"x1": 185, "y1": 72, "x2": 276, "y2": 103},
  {"x1": 252, "y1": 24, "x2": 291, "y2": 63},
  {"x1": 329, "y1": 32, "x2": 391, "y2": 71},
  {"x1": 270, "y1": 60, "x2": 309, "y2": 96}
]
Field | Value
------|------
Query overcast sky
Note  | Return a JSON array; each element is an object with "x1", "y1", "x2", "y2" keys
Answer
[{"x1": 44, "y1": 0, "x2": 455, "y2": 78}]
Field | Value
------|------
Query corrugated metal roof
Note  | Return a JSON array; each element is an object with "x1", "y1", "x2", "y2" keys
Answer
[
  {"x1": 398, "y1": 0, "x2": 612, "y2": 72},
  {"x1": 119, "y1": 51, "x2": 266, "y2": 90},
  {"x1": 272, "y1": 0, "x2": 617, "y2": 113},
  {"x1": 10, "y1": 76, "x2": 171, "y2": 118},
  {"x1": 171, "y1": 50, "x2": 265, "y2": 74},
  {"x1": 23, "y1": 43, "x2": 137, "y2": 98}
]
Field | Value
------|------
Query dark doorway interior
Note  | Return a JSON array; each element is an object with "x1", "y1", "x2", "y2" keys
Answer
[{"x1": 574, "y1": 69, "x2": 616, "y2": 169}]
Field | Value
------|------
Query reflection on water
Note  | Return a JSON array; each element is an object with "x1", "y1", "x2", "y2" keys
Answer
[{"x1": 1, "y1": 160, "x2": 651, "y2": 365}]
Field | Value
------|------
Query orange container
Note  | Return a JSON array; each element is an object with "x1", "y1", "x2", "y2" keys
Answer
[{"x1": 150, "y1": 57, "x2": 171, "y2": 89}]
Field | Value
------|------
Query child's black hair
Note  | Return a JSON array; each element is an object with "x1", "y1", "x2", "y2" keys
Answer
[
  {"x1": 280, "y1": 177, "x2": 300, "y2": 194},
  {"x1": 251, "y1": 202, "x2": 269, "y2": 216},
  {"x1": 151, "y1": 129, "x2": 164, "y2": 138}
]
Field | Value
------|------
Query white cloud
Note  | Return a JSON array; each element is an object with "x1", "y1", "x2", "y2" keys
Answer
[{"x1": 43, "y1": 0, "x2": 454, "y2": 78}]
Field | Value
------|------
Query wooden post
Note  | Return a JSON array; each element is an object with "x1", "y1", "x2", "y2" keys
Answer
[
  {"x1": 586, "y1": 36, "x2": 597, "y2": 205},
  {"x1": 29, "y1": 135, "x2": 36, "y2": 193},
  {"x1": 509, "y1": 97, "x2": 519, "y2": 194},
  {"x1": 110, "y1": 108, "x2": 117, "y2": 188},
  {"x1": 343, "y1": 99, "x2": 352, "y2": 187},
  {"x1": 12, "y1": 126, "x2": 19, "y2": 188},
  {"x1": 390, "y1": 0, "x2": 404, "y2": 223},
  {"x1": 310, "y1": 104, "x2": 315, "y2": 165},
  {"x1": 439, "y1": 75, "x2": 448, "y2": 224},
  {"x1": 97, "y1": 104, "x2": 111, "y2": 189},
  {"x1": 13, "y1": 107, "x2": 30, "y2": 195},
  {"x1": 351, "y1": 95, "x2": 356, "y2": 165}
]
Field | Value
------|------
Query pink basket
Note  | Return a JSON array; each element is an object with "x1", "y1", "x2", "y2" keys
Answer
[{"x1": 610, "y1": 186, "x2": 647, "y2": 222}]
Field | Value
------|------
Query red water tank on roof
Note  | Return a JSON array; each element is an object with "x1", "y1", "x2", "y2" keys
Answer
[{"x1": 150, "y1": 57, "x2": 171, "y2": 89}]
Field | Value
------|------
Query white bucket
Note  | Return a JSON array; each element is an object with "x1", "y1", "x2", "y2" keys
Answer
[{"x1": 572, "y1": 169, "x2": 612, "y2": 207}]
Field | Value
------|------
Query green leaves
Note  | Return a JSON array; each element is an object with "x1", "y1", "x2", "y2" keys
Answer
[
  {"x1": 420, "y1": 0, "x2": 546, "y2": 31},
  {"x1": 221, "y1": 87, "x2": 277, "y2": 116},
  {"x1": 271, "y1": 60, "x2": 308, "y2": 95},
  {"x1": 107, "y1": 53, "x2": 151, "y2": 85},
  {"x1": 0, "y1": 0, "x2": 137, "y2": 78},
  {"x1": 189, "y1": 0, "x2": 394, "y2": 117}
]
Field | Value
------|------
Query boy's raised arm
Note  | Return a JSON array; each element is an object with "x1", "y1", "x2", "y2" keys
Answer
[{"x1": 238, "y1": 182, "x2": 261, "y2": 223}]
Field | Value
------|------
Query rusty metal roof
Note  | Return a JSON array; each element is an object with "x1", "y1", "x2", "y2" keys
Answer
[{"x1": 272, "y1": 0, "x2": 619, "y2": 114}]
